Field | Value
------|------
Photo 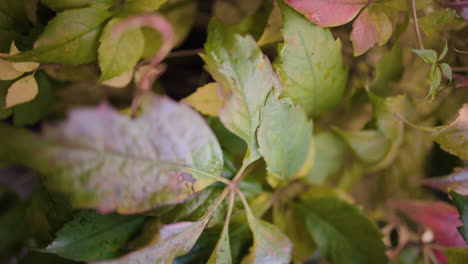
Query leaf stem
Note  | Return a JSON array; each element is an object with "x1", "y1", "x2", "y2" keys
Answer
[
  {"x1": 111, "y1": 13, "x2": 175, "y2": 118},
  {"x1": 202, "y1": 186, "x2": 230, "y2": 219},
  {"x1": 221, "y1": 189, "x2": 236, "y2": 234},
  {"x1": 410, "y1": 0, "x2": 424, "y2": 49},
  {"x1": 235, "y1": 187, "x2": 253, "y2": 217},
  {"x1": 185, "y1": 168, "x2": 231, "y2": 185}
]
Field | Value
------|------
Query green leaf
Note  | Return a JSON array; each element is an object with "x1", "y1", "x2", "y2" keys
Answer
[
  {"x1": 207, "y1": 223, "x2": 232, "y2": 264},
  {"x1": 419, "y1": 9, "x2": 461, "y2": 39},
  {"x1": 141, "y1": 0, "x2": 197, "y2": 58},
  {"x1": 0, "y1": 0, "x2": 29, "y2": 52},
  {"x1": 370, "y1": 44, "x2": 403, "y2": 96},
  {"x1": 244, "y1": 205, "x2": 292, "y2": 263},
  {"x1": 429, "y1": 64, "x2": 442, "y2": 100},
  {"x1": 411, "y1": 49, "x2": 437, "y2": 64},
  {"x1": 275, "y1": 2, "x2": 347, "y2": 117},
  {"x1": 201, "y1": 20, "x2": 277, "y2": 165},
  {"x1": 258, "y1": 1, "x2": 282, "y2": 47},
  {"x1": 305, "y1": 131, "x2": 346, "y2": 184},
  {"x1": 297, "y1": 197, "x2": 387, "y2": 264},
  {"x1": 334, "y1": 129, "x2": 390, "y2": 164},
  {"x1": 122, "y1": 0, "x2": 167, "y2": 13},
  {"x1": 44, "y1": 211, "x2": 145, "y2": 261},
  {"x1": 13, "y1": 72, "x2": 54, "y2": 126},
  {"x1": 183, "y1": 82, "x2": 222, "y2": 117},
  {"x1": 439, "y1": 42, "x2": 449, "y2": 61},
  {"x1": 429, "y1": 104, "x2": 468, "y2": 160},
  {"x1": 98, "y1": 18, "x2": 144, "y2": 81},
  {"x1": 7, "y1": 7, "x2": 111, "y2": 65},
  {"x1": 39, "y1": 0, "x2": 114, "y2": 11},
  {"x1": 0, "y1": 95, "x2": 224, "y2": 213},
  {"x1": 450, "y1": 191, "x2": 468, "y2": 243},
  {"x1": 257, "y1": 94, "x2": 313, "y2": 183},
  {"x1": 443, "y1": 248, "x2": 468, "y2": 264},
  {"x1": 94, "y1": 216, "x2": 211, "y2": 264},
  {"x1": 439, "y1": 63, "x2": 452, "y2": 82}
]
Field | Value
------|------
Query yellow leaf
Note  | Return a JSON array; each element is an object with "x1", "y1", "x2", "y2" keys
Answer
[
  {"x1": 102, "y1": 70, "x2": 133, "y2": 88},
  {"x1": 10, "y1": 42, "x2": 39, "y2": 73},
  {"x1": 183, "y1": 82, "x2": 222, "y2": 116},
  {"x1": 0, "y1": 56, "x2": 23, "y2": 80},
  {"x1": 5, "y1": 75, "x2": 39, "y2": 108}
]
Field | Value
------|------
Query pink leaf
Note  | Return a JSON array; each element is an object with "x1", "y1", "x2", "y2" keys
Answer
[
  {"x1": 285, "y1": 0, "x2": 367, "y2": 27},
  {"x1": 421, "y1": 168, "x2": 468, "y2": 195},
  {"x1": 350, "y1": 7, "x2": 392, "y2": 56}
]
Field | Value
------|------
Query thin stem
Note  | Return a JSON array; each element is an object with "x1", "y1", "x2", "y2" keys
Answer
[
  {"x1": 202, "y1": 186, "x2": 230, "y2": 219},
  {"x1": 232, "y1": 162, "x2": 249, "y2": 183},
  {"x1": 221, "y1": 190, "x2": 235, "y2": 234},
  {"x1": 410, "y1": 0, "x2": 424, "y2": 49},
  {"x1": 452, "y1": 66, "x2": 468, "y2": 72},
  {"x1": 235, "y1": 187, "x2": 253, "y2": 217},
  {"x1": 167, "y1": 48, "x2": 204, "y2": 58}
]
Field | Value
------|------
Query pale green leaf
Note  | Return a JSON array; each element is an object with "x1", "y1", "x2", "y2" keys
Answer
[
  {"x1": 411, "y1": 49, "x2": 437, "y2": 64},
  {"x1": 305, "y1": 131, "x2": 346, "y2": 184},
  {"x1": 98, "y1": 18, "x2": 144, "y2": 81},
  {"x1": 44, "y1": 211, "x2": 145, "y2": 261},
  {"x1": 202, "y1": 20, "x2": 277, "y2": 165},
  {"x1": 439, "y1": 63, "x2": 452, "y2": 82},
  {"x1": 257, "y1": 94, "x2": 313, "y2": 183},
  {"x1": 439, "y1": 42, "x2": 449, "y2": 61},
  {"x1": 275, "y1": 2, "x2": 347, "y2": 117},
  {"x1": 244, "y1": 206, "x2": 292, "y2": 264},
  {"x1": 428, "y1": 104, "x2": 468, "y2": 160},
  {"x1": 0, "y1": 95, "x2": 223, "y2": 213},
  {"x1": 334, "y1": 129, "x2": 390, "y2": 164},
  {"x1": 9, "y1": 43, "x2": 39, "y2": 73},
  {"x1": 7, "y1": 7, "x2": 111, "y2": 65},
  {"x1": 0, "y1": 57, "x2": 23, "y2": 80},
  {"x1": 297, "y1": 197, "x2": 387, "y2": 264}
]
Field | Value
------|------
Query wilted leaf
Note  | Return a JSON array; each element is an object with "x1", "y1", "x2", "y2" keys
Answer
[
  {"x1": 421, "y1": 168, "x2": 468, "y2": 195},
  {"x1": 183, "y1": 82, "x2": 223, "y2": 117},
  {"x1": 44, "y1": 211, "x2": 145, "y2": 261},
  {"x1": 257, "y1": 94, "x2": 313, "y2": 183},
  {"x1": 7, "y1": 7, "x2": 111, "y2": 65},
  {"x1": 0, "y1": 95, "x2": 223, "y2": 213},
  {"x1": 450, "y1": 191, "x2": 468, "y2": 244},
  {"x1": 98, "y1": 18, "x2": 144, "y2": 81},
  {"x1": 5, "y1": 74, "x2": 38, "y2": 108},
  {"x1": 389, "y1": 199, "x2": 467, "y2": 248},
  {"x1": 284, "y1": 0, "x2": 366, "y2": 27},
  {"x1": 202, "y1": 20, "x2": 277, "y2": 165},
  {"x1": 350, "y1": 6, "x2": 392, "y2": 56},
  {"x1": 297, "y1": 197, "x2": 387, "y2": 264},
  {"x1": 95, "y1": 216, "x2": 211, "y2": 264},
  {"x1": 275, "y1": 2, "x2": 347, "y2": 117},
  {"x1": 427, "y1": 104, "x2": 468, "y2": 160}
]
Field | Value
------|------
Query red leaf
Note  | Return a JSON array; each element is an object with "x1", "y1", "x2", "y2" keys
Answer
[
  {"x1": 350, "y1": 7, "x2": 392, "y2": 56},
  {"x1": 421, "y1": 168, "x2": 468, "y2": 195},
  {"x1": 389, "y1": 199, "x2": 466, "y2": 247},
  {"x1": 285, "y1": 0, "x2": 366, "y2": 27}
]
